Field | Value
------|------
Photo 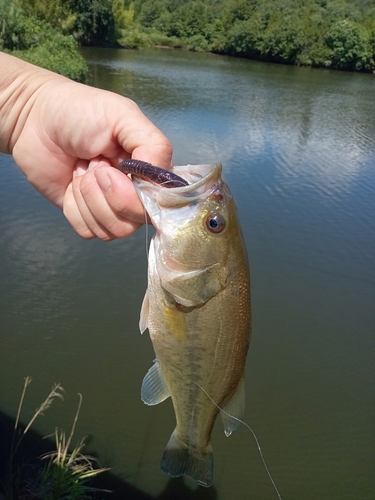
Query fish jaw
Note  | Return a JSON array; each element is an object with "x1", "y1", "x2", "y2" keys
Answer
[{"x1": 136, "y1": 164, "x2": 251, "y2": 487}]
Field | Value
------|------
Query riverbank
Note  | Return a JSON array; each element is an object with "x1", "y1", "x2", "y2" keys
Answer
[{"x1": 1, "y1": 0, "x2": 375, "y2": 81}]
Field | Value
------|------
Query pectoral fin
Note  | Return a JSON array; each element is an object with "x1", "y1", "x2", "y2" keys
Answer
[
  {"x1": 221, "y1": 377, "x2": 245, "y2": 437},
  {"x1": 141, "y1": 360, "x2": 170, "y2": 406},
  {"x1": 162, "y1": 263, "x2": 227, "y2": 307}
]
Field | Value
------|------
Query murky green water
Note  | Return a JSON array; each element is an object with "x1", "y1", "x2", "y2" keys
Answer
[{"x1": 1, "y1": 48, "x2": 374, "y2": 499}]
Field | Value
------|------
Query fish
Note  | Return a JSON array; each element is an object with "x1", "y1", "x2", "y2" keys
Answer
[{"x1": 131, "y1": 162, "x2": 251, "y2": 487}]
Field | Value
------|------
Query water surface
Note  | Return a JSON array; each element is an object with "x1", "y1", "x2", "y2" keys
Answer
[{"x1": 0, "y1": 48, "x2": 374, "y2": 499}]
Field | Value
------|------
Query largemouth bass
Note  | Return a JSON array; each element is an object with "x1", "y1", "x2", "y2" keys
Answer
[{"x1": 132, "y1": 162, "x2": 251, "y2": 487}]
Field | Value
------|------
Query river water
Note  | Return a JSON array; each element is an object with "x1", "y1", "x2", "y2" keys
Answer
[{"x1": 0, "y1": 48, "x2": 374, "y2": 499}]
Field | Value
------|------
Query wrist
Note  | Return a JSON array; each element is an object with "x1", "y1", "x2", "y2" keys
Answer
[{"x1": 0, "y1": 52, "x2": 63, "y2": 154}]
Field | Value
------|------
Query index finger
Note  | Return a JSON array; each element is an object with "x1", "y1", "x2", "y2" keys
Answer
[{"x1": 111, "y1": 97, "x2": 173, "y2": 170}]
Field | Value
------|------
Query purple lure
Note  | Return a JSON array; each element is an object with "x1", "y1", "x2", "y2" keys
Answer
[{"x1": 117, "y1": 159, "x2": 189, "y2": 188}]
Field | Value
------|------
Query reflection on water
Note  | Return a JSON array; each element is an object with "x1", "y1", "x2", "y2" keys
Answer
[{"x1": 1, "y1": 48, "x2": 374, "y2": 499}]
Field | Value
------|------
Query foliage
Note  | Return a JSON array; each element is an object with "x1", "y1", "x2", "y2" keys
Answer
[
  {"x1": 67, "y1": 0, "x2": 116, "y2": 45},
  {"x1": 131, "y1": 0, "x2": 375, "y2": 71},
  {"x1": 0, "y1": 0, "x2": 23, "y2": 50},
  {"x1": 0, "y1": 0, "x2": 87, "y2": 81},
  {"x1": 2, "y1": 377, "x2": 108, "y2": 500},
  {"x1": 18, "y1": 0, "x2": 77, "y2": 34},
  {"x1": 324, "y1": 19, "x2": 373, "y2": 70},
  {"x1": 112, "y1": 0, "x2": 136, "y2": 35},
  {"x1": 1, "y1": 0, "x2": 375, "y2": 72},
  {"x1": 116, "y1": 27, "x2": 144, "y2": 48},
  {"x1": 36, "y1": 394, "x2": 109, "y2": 500},
  {"x1": 12, "y1": 37, "x2": 88, "y2": 82},
  {"x1": 223, "y1": 18, "x2": 262, "y2": 58}
]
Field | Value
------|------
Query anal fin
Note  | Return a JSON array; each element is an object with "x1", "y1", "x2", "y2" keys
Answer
[
  {"x1": 141, "y1": 360, "x2": 170, "y2": 405},
  {"x1": 221, "y1": 377, "x2": 245, "y2": 437}
]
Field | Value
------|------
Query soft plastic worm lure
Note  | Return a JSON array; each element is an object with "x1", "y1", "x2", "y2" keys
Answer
[{"x1": 117, "y1": 159, "x2": 189, "y2": 188}]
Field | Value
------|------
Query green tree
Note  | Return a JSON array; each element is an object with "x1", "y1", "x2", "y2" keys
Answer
[
  {"x1": 260, "y1": 14, "x2": 307, "y2": 62},
  {"x1": 167, "y1": 2, "x2": 210, "y2": 39},
  {"x1": 18, "y1": 0, "x2": 76, "y2": 33},
  {"x1": 0, "y1": 0, "x2": 87, "y2": 81},
  {"x1": 224, "y1": 17, "x2": 262, "y2": 57},
  {"x1": 139, "y1": 0, "x2": 166, "y2": 27},
  {"x1": 324, "y1": 19, "x2": 373, "y2": 69},
  {"x1": 112, "y1": 0, "x2": 137, "y2": 34},
  {"x1": 222, "y1": 0, "x2": 257, "y2": 27},
  {"x1": 11, "y1": 0, "x2": 372, "y2": 72},
  {"x1": 0, "y1": 0, "x2": 23, "y2": 49},
  {"x1": 113, "y1": 0, "x2": 144, "y2": 48},
  {"x1": 68, "y1": 0, "x2": 116, "y2": 44}
]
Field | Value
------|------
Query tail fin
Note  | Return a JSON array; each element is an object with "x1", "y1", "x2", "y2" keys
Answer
[{"x1": 160, "y1": 429, "x2": 213, "y2": 487}]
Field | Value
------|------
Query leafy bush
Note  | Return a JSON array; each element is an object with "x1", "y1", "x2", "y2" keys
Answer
[
  {"x1": 139, "y1": 0, "x2": 167, "y2": 28},
  {"x1": 18, "y1": 0, "x2": 77, "y2": 34},
  {"x1": 0, "y1": 0, "x2": 23, "y2": 50},
  {"x1": 117, "y1": 27, "x2": 146, "y2": 48},
  {"x1": 324, "y1": 19, "x2": 374, "y2": 70},
  {"x1": 145, "y1": 31, "x2": 182, "y2": 48},
  {"x1": 260, "y1": 16, "x2": 307, "y2": 63},
  {"x1": 0, "y1": 4, "x2": 87, "y2": 81},
  {"x1": 12, "y1": 37, "x2": 88, "y2": 81},
  {"x1": 224, "y1": 19, "x2": 262, "y2": 58},
  {"x1": 185, "y1": 33, "x2": 210, "y2": 51}
]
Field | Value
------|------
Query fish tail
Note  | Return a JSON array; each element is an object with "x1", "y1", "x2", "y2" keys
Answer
[{"x1": 161, "y1": 429, "x2": 213, "y2": 487}]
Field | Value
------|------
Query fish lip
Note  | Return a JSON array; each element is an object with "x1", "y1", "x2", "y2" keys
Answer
[
  {"x1": 167, "y1": 163, "x2": 223, "y2": 194},
  {"x1": 135, "y1": 163, "x2": 223, "y2": 209},
  {"x1": 158, "y1": 163, "x2": 223, "y2": 207}
]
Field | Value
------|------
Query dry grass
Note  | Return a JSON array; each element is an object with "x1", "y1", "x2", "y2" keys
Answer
[{"x1": 2, "y1": 378, "x2": 109, "y2": 500}]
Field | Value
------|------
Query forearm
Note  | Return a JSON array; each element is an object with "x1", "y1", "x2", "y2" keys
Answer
[{"x1": 0, "y1": 52, "x2": 63, "y2": 154}]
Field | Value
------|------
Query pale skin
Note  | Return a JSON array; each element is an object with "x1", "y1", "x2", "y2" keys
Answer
[{"x1": 0, "y1": 52, "x2": 173, "y2": 240}]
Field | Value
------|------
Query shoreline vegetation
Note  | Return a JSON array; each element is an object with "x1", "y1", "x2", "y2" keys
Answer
[
  {"x1": 1, "y1": 0, "x2": 375, "y2": 81},
  {"x1": 1, "y1": 377, "x2": 108, "y2": 500}
]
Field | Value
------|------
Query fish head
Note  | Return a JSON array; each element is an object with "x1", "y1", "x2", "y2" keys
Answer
[{"x1": 134, "y1": 163, "x2": 245, "y2": 307}]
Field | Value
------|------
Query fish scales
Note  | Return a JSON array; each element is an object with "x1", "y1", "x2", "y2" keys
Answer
[{"x1": 134, "y1": 163, "x2": 251, "y2": 487}]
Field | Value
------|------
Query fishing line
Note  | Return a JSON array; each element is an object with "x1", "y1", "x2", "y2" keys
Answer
[
  {"x1": 195, "y1": 381, "x2": 282, "y2": 500},
  {"x1": 144, "y1": 207, "x2": 149, "y2": 259}
]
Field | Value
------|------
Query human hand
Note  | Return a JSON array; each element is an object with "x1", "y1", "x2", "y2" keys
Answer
[{"x1": 0, "y1": 53, "x2": 172, "y2": 240}]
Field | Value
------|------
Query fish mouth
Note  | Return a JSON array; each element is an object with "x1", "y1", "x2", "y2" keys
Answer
[
  {"x1": 134, "y1": 163, "x2": 224, "y2": 209},
  {"x1": 169, "y1": 163, "x2": 222, "y2": 191},
  {"x1": 133, "y1": 163, "x2": 226, "y2": 231}
]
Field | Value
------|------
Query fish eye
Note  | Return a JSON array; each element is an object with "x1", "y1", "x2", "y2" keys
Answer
[{"x1": 206, "y1": 213, "x2": 225, "y2": 233}]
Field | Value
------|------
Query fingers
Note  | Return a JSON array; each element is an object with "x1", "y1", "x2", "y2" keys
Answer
[
  {"x1": 112, "y1": 97, "x2": 173, "y2": 170},
  {"x1": 61, "y1": 96, "x2": 173, "y2": 240},
  {"x1": 130, "y1": 133, "x2": 173, "y2": 171},
  {"x1": 63, "y1": 159, "x2": 144, "y2": 241}
]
